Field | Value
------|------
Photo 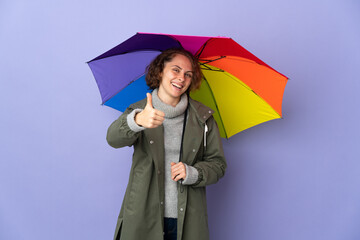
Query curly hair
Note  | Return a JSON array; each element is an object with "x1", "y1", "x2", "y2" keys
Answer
[{"x1": 145, "y1": 48, "x2": 203, "y2": 92}]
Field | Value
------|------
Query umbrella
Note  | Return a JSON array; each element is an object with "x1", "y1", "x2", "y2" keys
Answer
[{"x1": 87, "y1": 32, "x2": 288, "y2": 138}]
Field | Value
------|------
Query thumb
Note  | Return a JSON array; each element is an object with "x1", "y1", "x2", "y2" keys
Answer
[
  {"x1": 146, "y1": 93, "x2": 153, "y2": 109},
  {"x1": 171, "y1": 162, "x2": 176, "y2": 166}
]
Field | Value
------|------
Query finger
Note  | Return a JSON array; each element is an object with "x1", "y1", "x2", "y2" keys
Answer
[
  {"x1": 147, "y1": 109, "x2": 164, "y2": 121},
  {"x1": 171, "y1": 165, "x2": 186, "y2": 178},
  {"x1": 171, "y1": 162, "x2": 185, "y2": 172},
  {"x1": 146, "y1": 93, "x2": 153, "y2": 109},
  {"x1": 145, "y1": 119, "x2": 163, "y2": 128},
  {"x1": 173, "y1": 172, "x2": 186, "y2": 181},
  {"x1": 171, "y1": 162, "x2": 183, "y2": 168},
  {"x1": 151, "y1": 113, "x2": 164, "y2": 122},
  {"x1": 172, "y1": 170, "x2": 182, "y2": 180},
  {"x1": 173, "y1": 174, "x2": 180, "y2": 181},
  {"x1": 171, "y1": 167, "x2": 180, "y2": 180},
  {"x1": 172, "y1": 167, "x2": 185, "y2": 177},
  {"x1": 149, "y1": 114, "x2": 164, "y2": 123},
  {"x1": 149, "y1": 119, "x2": 164, "y2": 127},
  {"x1": 171, "y1": 165, "x2": 183, "y2": 174},
  {"x1": 154, "y1": 110, "x2": 165, "y2": 117},
  {"x1": 170, "y1": 162, "x2": 176, "y2": 166}
]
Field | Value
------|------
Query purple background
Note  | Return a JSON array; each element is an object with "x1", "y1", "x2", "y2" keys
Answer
[{"x1": 1, "y1": 0, "x2": 359, "y2": 239}]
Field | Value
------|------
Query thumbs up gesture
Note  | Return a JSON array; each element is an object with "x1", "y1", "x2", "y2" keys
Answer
[{"x1": 135, "y1": 93, "x2": 165, "y2": 128}]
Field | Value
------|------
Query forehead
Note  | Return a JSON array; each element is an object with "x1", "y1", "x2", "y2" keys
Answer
[{"x1": 165, "y1": 54, "x2": 192, "y2": 69}]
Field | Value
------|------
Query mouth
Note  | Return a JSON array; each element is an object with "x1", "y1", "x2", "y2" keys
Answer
[{"x1": 171, "y1": 82, "x2": 184, "y2": 90}]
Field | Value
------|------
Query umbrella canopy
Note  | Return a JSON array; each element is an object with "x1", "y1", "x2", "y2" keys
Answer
[{"x1": 88, "y1": 32, "x2": 288, "y2": 138}]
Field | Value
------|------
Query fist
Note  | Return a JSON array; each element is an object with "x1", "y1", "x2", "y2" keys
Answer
[
  {"x1": 171, "y1": 162, "x2": 187, "y2": 182},
  {"x1": 135, "y1": 93, "x2": 165, "y2": 128}
]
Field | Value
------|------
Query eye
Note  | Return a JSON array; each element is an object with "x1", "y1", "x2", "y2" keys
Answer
[
  {"x1": 172, "y1": 68, "x2": 180, "y2": 73},
  {"x1": 185, "y1": 73, "x2": 193, "y2": 78}
]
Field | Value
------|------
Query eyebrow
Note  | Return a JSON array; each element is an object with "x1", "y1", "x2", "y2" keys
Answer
[{"x1": 172, "y1": 65, "x2": 193, "y2": 73}]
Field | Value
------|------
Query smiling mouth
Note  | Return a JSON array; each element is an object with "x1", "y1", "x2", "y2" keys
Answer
[{"x1": 172, "y1": 83, "x2": 183, "y2": 90}]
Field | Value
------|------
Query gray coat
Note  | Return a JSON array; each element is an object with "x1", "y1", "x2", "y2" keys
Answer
[{"x1": 106, "y1": 97, "x2": 227, "y2": 240}]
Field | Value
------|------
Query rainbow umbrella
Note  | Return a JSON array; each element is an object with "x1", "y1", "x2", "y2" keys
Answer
[{"x1": 87, "y1": 32, "x2": 288, "y2": 138}]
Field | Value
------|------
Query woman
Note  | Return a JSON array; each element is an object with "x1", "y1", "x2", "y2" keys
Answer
[{"x1": 106, "y1": 48, "x2": 227, "y2": 240}]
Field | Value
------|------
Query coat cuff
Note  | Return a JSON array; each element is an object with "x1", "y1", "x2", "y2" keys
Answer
[
  {"x1": 182, "y1": 164, "x2": 199, "y2": 185},
  {"x1": 126, "y1": 109, "x2": 145, "y2": 132}
]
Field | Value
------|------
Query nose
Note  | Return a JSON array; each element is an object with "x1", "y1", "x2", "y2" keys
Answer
[{"x1": 178, "y1": 73, "x2": 185, "y2": 82}]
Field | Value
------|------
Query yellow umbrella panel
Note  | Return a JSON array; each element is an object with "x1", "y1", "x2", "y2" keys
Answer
[{"x1": 190, "y1": 62, "x2": 285, "y2": 138}]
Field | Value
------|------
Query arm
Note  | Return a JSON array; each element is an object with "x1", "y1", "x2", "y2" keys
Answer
[
  {"x1": 106, "y1": 93, "x2": 165, "y2": 149},
  {"x1": 106, "y1": 107, "x2": 142, "y2": 149},
  {"x1": 192, "y1": 116, "x2": 227, "y2": 187}
]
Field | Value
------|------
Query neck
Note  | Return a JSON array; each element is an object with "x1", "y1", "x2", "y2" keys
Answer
[
  {"x1": 152, "y1": 88, "x2": 188, "y2": 119},
  {"x1": 157, "y1": 89, "x2": 180, "y2": 107}
]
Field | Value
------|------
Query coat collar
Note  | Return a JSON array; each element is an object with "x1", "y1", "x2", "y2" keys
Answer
[{"x1": 188, "y1": 98, "x2": 214, "y2": 123}]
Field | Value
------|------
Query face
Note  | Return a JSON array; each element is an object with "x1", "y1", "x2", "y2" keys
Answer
[{"x1": 158, "y1": 54, "x2": 193, "y2": 106}]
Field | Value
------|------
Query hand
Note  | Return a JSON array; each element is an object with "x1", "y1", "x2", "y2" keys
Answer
[
  {"x1": 171, "y1": 162, "x2": 186, "y2": 182},
  {"x1": 135, "y1": 93, "x2": 165, "y2": 128}
]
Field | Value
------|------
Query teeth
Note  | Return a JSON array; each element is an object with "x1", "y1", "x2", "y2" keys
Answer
[{"x1": 172, "y1": 83, "x2": 182, "y2": 89}]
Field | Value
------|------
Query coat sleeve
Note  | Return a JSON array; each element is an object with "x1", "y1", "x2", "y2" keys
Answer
[
  {"x1": 192, "y1": 116, "x2": 227, "y2": 187},
  {"x1": 106, "y1": 106, "x2": 142, "y2": 148}
]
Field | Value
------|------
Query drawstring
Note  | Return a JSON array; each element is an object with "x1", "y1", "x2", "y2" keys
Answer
[{"x1": 204, "y1": 122, "x2": 208, "y2": 148}]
